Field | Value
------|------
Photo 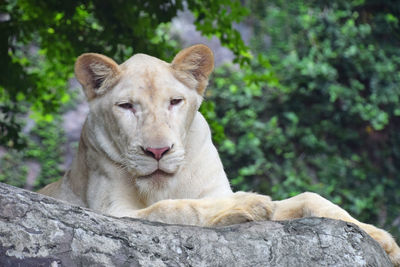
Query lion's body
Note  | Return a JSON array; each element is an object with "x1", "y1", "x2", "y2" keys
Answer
[{"x1": 38, "y1": 45, "x2": 400, "y2": 265}]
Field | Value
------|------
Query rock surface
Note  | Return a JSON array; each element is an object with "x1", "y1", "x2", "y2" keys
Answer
[{"x1": 0, "y1": 182, "x2": 392, "y2": 267}]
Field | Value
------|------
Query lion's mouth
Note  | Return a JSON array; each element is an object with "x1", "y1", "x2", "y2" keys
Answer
[{"x1": 138, "y1": 169, "x2": 173, "y2": 179}]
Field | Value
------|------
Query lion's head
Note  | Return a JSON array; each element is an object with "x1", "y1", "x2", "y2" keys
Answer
[{"x1": 74, "y1": 45, "x2": 214, "y2": 184}]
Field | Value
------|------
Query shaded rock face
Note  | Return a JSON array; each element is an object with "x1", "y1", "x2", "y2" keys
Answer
[{"x1": 0, "y1": 183, "x2": 392, "y2": 267}]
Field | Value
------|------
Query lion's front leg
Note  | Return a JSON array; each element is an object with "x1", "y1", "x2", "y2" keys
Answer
[
  {"x1": 272, "y1": 192, "x2": 400, "y2": 266},
  {"x1": 111, "y1": 192, "x2": 274, "y2": 227}
]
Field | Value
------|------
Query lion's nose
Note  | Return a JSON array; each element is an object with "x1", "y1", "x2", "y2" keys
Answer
[{"x1": 144, "y1": 146, "x2": 171, "y2": 160}]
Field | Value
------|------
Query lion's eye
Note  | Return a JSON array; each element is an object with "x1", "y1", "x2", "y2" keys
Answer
[
  {"x1": 170, "y1": 99, "x2": 183, "y2": 106},
  {"x1": 118, "y1": 103, "x2": 135, "y2": 112}
]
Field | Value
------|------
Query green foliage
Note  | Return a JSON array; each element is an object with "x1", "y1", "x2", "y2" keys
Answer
[
  {"x1": 0, "y1": 115, "x2": 65, "y2": 190},
  {"x1": 0, "y1": 148, "x2": 28, "y2": 188},
  {"x1": 187, "y1": 0, "x2": 251, "y2": 65},
  {"x1": 202, "y1": 0, "x2": 400, "y2": 238},
  {"x1": 0, "y1": 0, "x2": 249, "y2": 148},
  {"x1": 26, "y1": 116, "x2": 66, "y2": 189}
]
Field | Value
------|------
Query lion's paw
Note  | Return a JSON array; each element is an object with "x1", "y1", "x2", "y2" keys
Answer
[
  {"x1": 208, "y1": 192, "x2": 274, "y2": 226},
  {"x1": 368, "y1": 227, "x2": 400, "y2": 266},
  {"x1": 391, "y1": 250, "x2": 400, "y2": 267},
  {"x1": 383, "y1": 238, "x2": 400, "y2": 267},
  {"x1": 382, "y1": 237, "x2": 400, "y2": 267}
]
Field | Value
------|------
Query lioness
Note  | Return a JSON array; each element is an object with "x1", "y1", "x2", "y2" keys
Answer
[{"x1": 39, "y1": 44, "x2": 400, "y2": 265}]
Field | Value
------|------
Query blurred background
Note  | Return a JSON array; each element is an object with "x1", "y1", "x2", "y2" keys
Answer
[{"x1": 1, "y1": 0, "x2": 399, "y2": 239}]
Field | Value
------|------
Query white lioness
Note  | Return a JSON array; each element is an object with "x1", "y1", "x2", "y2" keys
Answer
[{"x1": 39, "y1": 44, "x2": 400, "y2": 265}]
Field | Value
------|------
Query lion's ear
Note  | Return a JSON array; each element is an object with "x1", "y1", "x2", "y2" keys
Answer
[
  {"x1": 171, "y1": 44, "x2": 214, "y2": 95},
  {"x1": 75, "y1": 53, "x2": 121, "y2": 100}
]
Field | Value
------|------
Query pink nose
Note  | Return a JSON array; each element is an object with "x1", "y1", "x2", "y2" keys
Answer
[{"x1": 145, "y1": 146, "x2": 170, "y2": 160}]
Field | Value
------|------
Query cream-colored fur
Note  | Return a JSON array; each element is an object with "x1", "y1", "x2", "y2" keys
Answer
[{"x1": 39, "y1": 45, "x2": 400, "y2": 265}]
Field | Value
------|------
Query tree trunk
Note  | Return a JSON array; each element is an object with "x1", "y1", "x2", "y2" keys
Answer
[{"x1": 0, "y1": 182, "x2": 392, "y2": 267}]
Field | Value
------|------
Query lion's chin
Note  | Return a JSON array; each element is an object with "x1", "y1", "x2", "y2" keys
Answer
[
  {"x1": 134, "y1": 169, "x2": 176, "y2": 193},
  {"x1": 138, "y1": 169, "x2": 174, "y2": 180}
]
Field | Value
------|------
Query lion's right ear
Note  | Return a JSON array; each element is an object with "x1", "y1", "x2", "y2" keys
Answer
[
  {"x1": 75, "y1": 53, "x2": 121, "y2": 100},
  {"x1": 171, "y1": 44, "x2": 214, "y2": 96}
]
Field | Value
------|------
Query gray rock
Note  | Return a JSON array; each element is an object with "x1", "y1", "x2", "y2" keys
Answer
[{"x1": 0, "y1": 182, "x2": 392, "y2": 267}]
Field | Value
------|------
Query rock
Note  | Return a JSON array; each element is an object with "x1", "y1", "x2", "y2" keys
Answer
[{"x1": 0, "y1": 182, "x2": 392, "y2": 267}]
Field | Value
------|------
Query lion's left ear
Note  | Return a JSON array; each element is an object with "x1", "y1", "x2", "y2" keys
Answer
[
  {"x1": 75, "y1": 53, "x2": 121, "y2": 100},
  {"x1": 171, "y1": 44, "x2": 214, "y2": 95}
]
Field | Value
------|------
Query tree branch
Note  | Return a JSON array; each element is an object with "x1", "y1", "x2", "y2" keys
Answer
[{"x1": 0, "y1": 182, "x2": 392, "y2": 266}]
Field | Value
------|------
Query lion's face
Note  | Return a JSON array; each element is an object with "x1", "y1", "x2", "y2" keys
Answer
[
  {"x1": 75, "y1": 45, "x2": 214, "y2": 182},
  {"x1": 96, "y1": 55, "x2": 202, "y2": 177}
]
